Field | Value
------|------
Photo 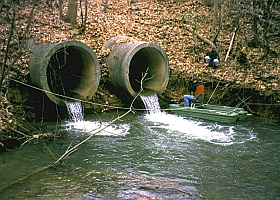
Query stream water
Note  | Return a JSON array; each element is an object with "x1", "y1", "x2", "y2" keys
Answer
[{"x1": 0, "y1": 96, "x2": 280, "y2": 199}]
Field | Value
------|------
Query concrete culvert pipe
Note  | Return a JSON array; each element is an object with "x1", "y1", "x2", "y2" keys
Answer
[
  {"x1": 28, "y1": 40, "x2": 100, "y2": 106},
  {"x1": 102, "y1": 36, "x2": 170, "y2": 97}
]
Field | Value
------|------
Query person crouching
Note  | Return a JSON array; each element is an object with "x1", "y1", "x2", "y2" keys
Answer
[{"x1": 204, "y1": 46, "x2": 220, "y2": 68}]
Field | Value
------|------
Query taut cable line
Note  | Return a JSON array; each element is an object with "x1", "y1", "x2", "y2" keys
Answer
[
  {"x1": 8, "y1": 78, "x2": 280, "y2": 113},
  {"x1": 8, "y1": 78, "x2": 131, "y2": 110}
]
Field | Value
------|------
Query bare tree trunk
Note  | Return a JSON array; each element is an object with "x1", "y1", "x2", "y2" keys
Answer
[
  {"x1": 0, "y1": 0, "x2": 5, "y2": 12},
  {"x1": 203, "y1": 0, "x2": 213, "y2": 7},
  {"x1": 212, "y1": 0, "x2": 218, "y2": 29},
  {"x1": 80, "y1": 0, "x2": 83, "y2": 23},
  {"x1": 213, "y1": 1, "x2": 224, "y2": 45},
  {"x1": 58, "y1": 0, "x2": 64, "y2": 20},
  {"x1": 261, "y1": 0, "x2": 276, "y2": 59},
  {"x1": 0, "y1": 3, "x2": 15, "y2": 88},
  {"x1": 80, "y1": 0, "x2": 88, "y2": 32},
  {"x1": 103, "y1": 0, "x2": 109, "y2": 13},
  {"x1": 65, "y1": 0, "x2": 78, "y2": 24},
  {"x1": 1, "y1": 0, "x2": 36, "y2": 88},
  {"x1": 248, "y1": 0, "x2": 260, "y2": 48},
  {"x1": 83, "y1": 0, "x2": 88, "y2": 29}
]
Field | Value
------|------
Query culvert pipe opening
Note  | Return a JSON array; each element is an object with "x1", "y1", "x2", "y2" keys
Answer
[
  {"x1": 29, "y1": 40, "x2": 100, "y2": 106},
  {"x1": 128, "y1": 47, "x2": 168, "y2": 96},
  {"x1": 102, "y1": 36, "x2": 170, "y2": 97}
]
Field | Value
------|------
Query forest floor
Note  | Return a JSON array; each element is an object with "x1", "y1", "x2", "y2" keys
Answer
[{"x1": 0, "y1": 0, "x2": 280, "y2": 151}]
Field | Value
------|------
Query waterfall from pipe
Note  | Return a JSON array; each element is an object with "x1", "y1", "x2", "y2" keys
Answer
[
  {"x1": 140, "y1": 94, "x2": 161, "y2": 114},
  {"x1": 64, "y1": 95, "x2": 160, "y2": 122},
  {"x1": 65, "y1": 101, "x2": 84, "y2": 122}
]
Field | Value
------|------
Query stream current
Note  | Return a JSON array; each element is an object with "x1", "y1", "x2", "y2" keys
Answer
[{"x1": 0, "y1": 96, "x2": 279, "y2": 199}]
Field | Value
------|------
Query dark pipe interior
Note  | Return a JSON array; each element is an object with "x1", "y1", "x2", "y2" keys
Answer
[
  {"x1": 129, "y1": 49, "x2": 150, "y2": 93},
  {"x1": 128, "y1": 47, "x2": 167, "y2": 96},
  {"x1": 47, "y1": 46, "x2": 83, "y2": 99}
]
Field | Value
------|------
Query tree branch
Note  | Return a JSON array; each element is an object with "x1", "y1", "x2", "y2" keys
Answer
[{"x1": 0, "y1": 67, "x2": 151, "y2": 192}]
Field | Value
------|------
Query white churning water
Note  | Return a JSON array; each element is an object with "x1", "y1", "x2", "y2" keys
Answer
[
  {"x1": 65, "y1": 101, "x2": 84, "y2": 122},
  {"x1": 140, "y1": 94, "x2": 255, "y2": 145},
  {"x1": 64, "y1": 101, "x2": 130, "y2": 136},
  {"x1": 140, "y1": 94, "x2": 161, "y2": 114}
]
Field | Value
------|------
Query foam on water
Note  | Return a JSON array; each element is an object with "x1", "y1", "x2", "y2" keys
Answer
[
  {"x1": 144, "y1": 112, "x2": 256, "y2": 146},
  {"x1": 65, "y1": 101, "x2": 130, "y2": 136},
  {"x1": 65, "y1": 121, "x2": 130, "y2": 136},
  {"x1": 139, "y1": 94, "x2": 256, "y2": 145},
  {"x1": 63, "y1": 95, "x2": 256, "y2": 144}
]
